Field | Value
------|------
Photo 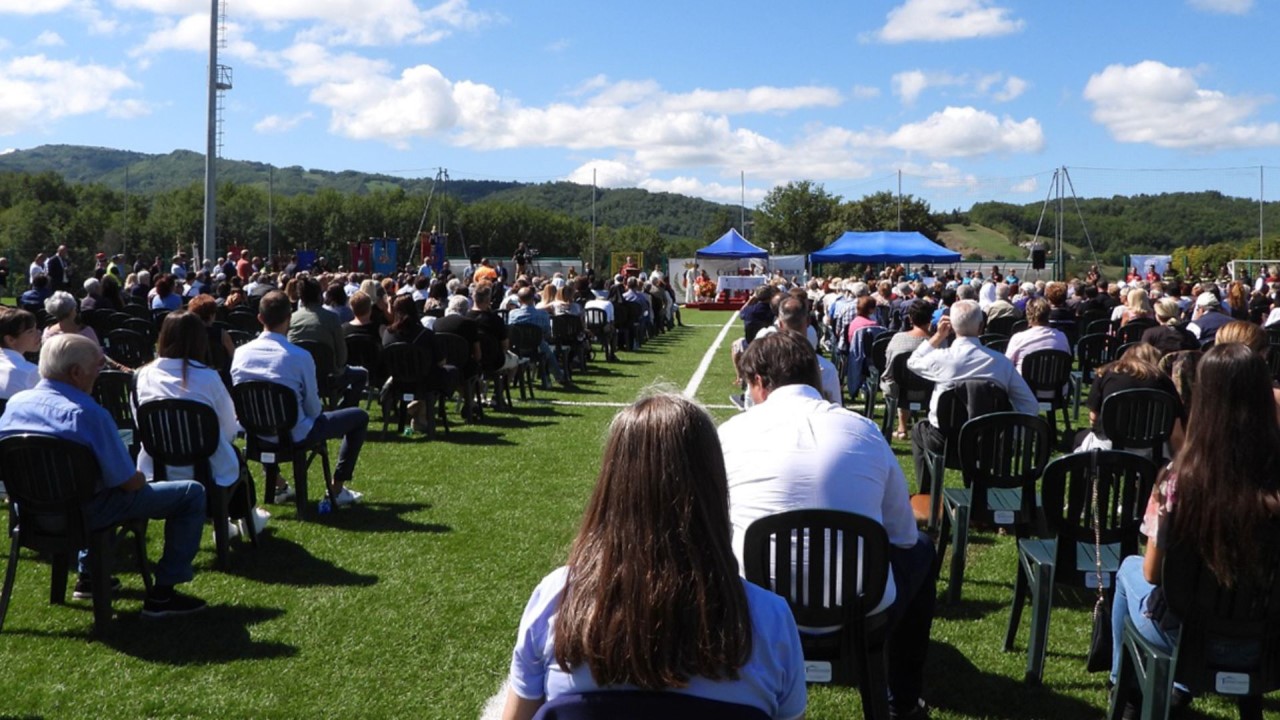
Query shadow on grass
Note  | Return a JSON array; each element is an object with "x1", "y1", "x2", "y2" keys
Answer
[
  {"x1": 935, "y1": 597, "x2": 1010, "y2": 621},
  {"x1": 105, "y1": 605, "x2": 297, "y2": 665},
  {"x1": 318, "y1": 501, "x2": 451, "y2": 535},
  {"x1": 927, "y1": 642, "x2": 1101, "y2": 719},
  {"x1": 223, "y1": 536, "x2": 378, "y2": 587},
  {"x1": 435, "y1": 429, "x2": 517, "y2": 446}
]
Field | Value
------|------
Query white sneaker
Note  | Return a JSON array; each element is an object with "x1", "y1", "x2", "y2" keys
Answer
[
  {"x1": 274, "y1": 484, "x2": 296, "y2": 503},
  {"x1": 333, "y1": 487, "x2": 364, "y2": 506},
  {"x1": 215, "y1": 520, "x2": 241, "y2": 542},
  {"x1": 237, "y1": 506, "x2": 271, "y2": 537}
]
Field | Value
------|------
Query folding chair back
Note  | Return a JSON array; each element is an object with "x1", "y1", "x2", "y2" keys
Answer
[
  {"x1": 92, "y1": 369, "x2": 139, "y2": 456},
  {"x1": 232, "y1": 381, "x2": 331, "y2": 517},
  {"x1": 294, "y1": 340, "x2": 339, "y2": 407},
  {"x1": 1116, "y1": 318, "x2": 1157, "y2": 345}
]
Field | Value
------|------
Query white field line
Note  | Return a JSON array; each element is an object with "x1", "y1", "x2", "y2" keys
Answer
[
  {"x1": 684, "y1": 311, "x2": 739, "y2": 399},
  {"x1": 527, "y1": 399, "x2": 739, "y2": 410}
]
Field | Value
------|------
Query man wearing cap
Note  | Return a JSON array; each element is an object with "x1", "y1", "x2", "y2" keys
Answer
[{"x1": 1187, "y1": 292, "x2": 1230, "y2": 344}]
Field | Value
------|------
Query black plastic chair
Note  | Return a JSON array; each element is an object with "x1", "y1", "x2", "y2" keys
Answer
[
  {"x1": 742, "y1": 509, "x2": 891, "y2": 720},
  {"x1": 294, "y1": 340, "x2": 341, "y2": 410},
  {"x1": 377, "y1": 342, "x2": 440, "y2": 437},
  {"x1": 614, "y1": 301, "x2": 643, "y2": 351},
  {"x1": 435, "y1": 332, "x2": 479, "y2": 422},
  {"x1": 532, "y1": 691, "x2": 770, "y2": 720},
  {"x1": 1006, "y1": 450, "x2": 1155, "y2": 685},
  {"x1": 92, "y1": 370, "x2": 140, "y2": 459},
  {"x1": 122, "y1": 303, "x2": 150, "y2": 322},
  {"x1": 1073, "y1": 333, "x2": 1115, "y2": 420},
  {"x1": 582, "y1": 307, "x2": 613, "y2": 361},
  {"x1": 508, "y1": 324, "x2": 545, "y2": 399},
  {"x1": 980, "y1": 334, "x2": 1009, "y2": 354},
  {"x1": 122, "y1": 317, "x2": 155, "y2": 343},
  {"x1": 550, "y1": 314, "x2": 587, "y2": 380},
  {"x1": 939, "y1": 412, "x2": 1051, "y2": 603},
  {"x1": 477, "y1": 333, "x2": 513, "y2": 409},
  {"x1": 228, "y1": 329, "x2": 255, "y2": 347},
  {"x1": 986, "y1": 315, "x2": 1017, "y2": 338},
  {"x1": 227, "y1": 310, "x2": 260, "y2": 335},
  {"x1": 1099, "y1": 388, "x2": 1179, "y2": 469},
  {"x1": 231, "y1": 381, "x2": 334, "y2": 518},
  {"x1": 103, "y1": 328, "x2": 154, "y2": 368},
  {"x1": 135, "y1": 399, "x2": 258, "y2": 568},
  {"x1": 344, "y1": 333, "x2": 383, "y2": 410},
  {"x1": 0, "y1": 434, "x2": 152, "y2": 635},
  {"x1": 1010, "y1": 319, "x2": 1029, "y2": 335},
  {"x1": 881, "y1": 352, "x2": 934, "y2": 443},
  {"x1": 1116, "y1": 318, "x2": 1157, "y2": 345},
  {"x1": 863, "y1": 331, "x2": 896, "y2": 420},
  {"x1": 1109, "y1": 532, "x2": 1280, "y2": 720},
  {"x1": 1085, "y1": 318, "x2": 1114, "y2": 337},
  {"x1": 1020, "y1": 349, "x2": 1073, "y2": 448}
]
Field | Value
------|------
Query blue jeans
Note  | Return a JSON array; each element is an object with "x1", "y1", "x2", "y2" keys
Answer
[
  {"x1": 1111, "y1": 555, "x2": 1179, "y2": 685},
  {"x1": 306, "y1": 408, "x2": 368, "y2": 484},
  {"x1": 887, "y1": 531, "x2": 938, "y2": 709},
  {"x1": 80, "y1": 480, "x2": 206, "y2": 587}
]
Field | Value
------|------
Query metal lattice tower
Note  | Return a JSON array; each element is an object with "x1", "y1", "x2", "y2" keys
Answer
[
  {"x1": 215, "y1": 0, "x2": 232, "y2": 158},
  {"x1": 202, "y1": 0, "x2": 231, "y2": 264}
]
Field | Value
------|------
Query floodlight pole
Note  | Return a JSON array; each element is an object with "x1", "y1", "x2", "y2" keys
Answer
[{"x1": 202, "y1": 0, "x2": 218, "y2": 265}]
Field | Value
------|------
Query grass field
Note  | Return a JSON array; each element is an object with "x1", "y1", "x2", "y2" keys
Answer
[{"x1": 0, "y1": 313, "x2": 1261, "y2": 719}]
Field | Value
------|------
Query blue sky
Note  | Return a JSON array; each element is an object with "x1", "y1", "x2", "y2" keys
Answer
[{"x1": 1, "y1": 0, "x2": 1277, "y2": 209}]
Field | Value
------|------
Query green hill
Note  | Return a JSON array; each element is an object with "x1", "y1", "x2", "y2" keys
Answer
[{"x1": 0, "y1": 145, "x2": 742, "y2": 239}]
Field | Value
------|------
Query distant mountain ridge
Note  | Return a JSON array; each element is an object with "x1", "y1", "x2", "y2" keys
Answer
[{"x1": 0, "y1": 144, "x2": 746, "y2": 240}]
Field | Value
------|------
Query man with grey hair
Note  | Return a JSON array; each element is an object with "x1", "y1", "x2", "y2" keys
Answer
[
  {"x1": 0, "y1": 334, "x2": 208, "y2": 616},
  {"x1": 985, "y1": 283, "x2": 1019, "y2": 321},
  {"x1": 906, "y1": 300, "x2": 1038, "y2": 496}
]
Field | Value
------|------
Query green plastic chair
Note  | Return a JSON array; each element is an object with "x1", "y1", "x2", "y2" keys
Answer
[
  {"x1": 938, "y1": 412, "x2": 1051, "y2": 604},
  {"x1": 1006, "y1": 450, "x2": 1155, "y2": 684}
]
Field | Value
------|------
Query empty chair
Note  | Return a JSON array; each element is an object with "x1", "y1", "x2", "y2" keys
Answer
[
  {"x1": 939, "y1": 413, "x2": 1051, "y2": 603},
  {"x1": 917, "y1": 382, "x2": 1011, "y2": 530},
  {"x1": 863, "y1": 330, "x2": 896, "y2": 419},
  {"x1": 92, "y1": 369, "x2": 140, "y2": 458},
  {"x1": 507, "y1": 324, "x2": 545, "y2": 399}
]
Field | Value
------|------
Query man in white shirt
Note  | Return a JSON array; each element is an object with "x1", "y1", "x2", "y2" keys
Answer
[
  {"x1": 719, "y1": 331, "x2": 936, "y2": 719},
  {"x1": 231, "y1": 291, "x2": 369, "y2": 506},
  {"x1": 906, "y1": 300, "x2": 1039, "y2": 495},
  {"x1": 583, "y1": 285, "x2": 617, "y2": 362}
]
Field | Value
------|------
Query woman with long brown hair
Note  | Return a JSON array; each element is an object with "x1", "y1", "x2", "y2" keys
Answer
[
  {"x1": 501, "y1": 393, "x2": 805, "y2": 719},
  {"x1": 1110, "y1": 343, "x2": 1280, "y2": 712}
]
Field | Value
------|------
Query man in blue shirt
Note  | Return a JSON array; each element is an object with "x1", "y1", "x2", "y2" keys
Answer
[
  {"x1": 507, "y1": 286, "x2": 565, "y2": 389},
  {"x1": 231, "y1": 291, "x2": 369, "y2": 506},
  {"x1": 0, "y1": 334, "x2": 208, "y2": 617}
]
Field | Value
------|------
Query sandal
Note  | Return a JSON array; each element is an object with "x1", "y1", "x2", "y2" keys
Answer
[{"x1": 893, "y1": 430, "x2": 909, "y2": 441}]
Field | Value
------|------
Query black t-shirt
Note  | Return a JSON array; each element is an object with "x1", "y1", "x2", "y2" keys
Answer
[
  {"x1": 434, "y1": 314, "x2": 480, "y2": 346},
  {"x1": 1141, "y1": 325, "x2": 1198, "y2": 355},
  {"x1": 1087, "y1": 370, "x2": 1182, "y2": 434},
  {"x1": 468, "y1": 309, "x2": 507, "y2": 344}
]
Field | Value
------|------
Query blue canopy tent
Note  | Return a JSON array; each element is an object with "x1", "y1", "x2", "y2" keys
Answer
[
  {"x1": 696, "y1": 228, "x2": 769, "y2": 259},
  {"x1": 809, "y1": 231, "x2": 960, "y2": 264}
]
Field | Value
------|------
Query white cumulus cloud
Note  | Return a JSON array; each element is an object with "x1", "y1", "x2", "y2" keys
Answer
[
  {"x1": 893, "y1": 69, "x2": 1026, "y2": 105},
  {"x1": 992, "y1": 76, "x2": 1027, "y2": 102},
  {"x1": 1187, "y1": 0, "x2": 1252, "y2": 13},
  {"x1": 873, "y1": 0, "x2": 1024, "y2": 43},
  {"x1": 886, "y1": 106, "x2": 1044, "y2": 157},
  {"x1": 254, "y1": 112, "x2": 313, "y2": 134},
  {"x1": 116, "y1": 0, "x2": 493, "y2": 47},
  {"x1": 0, "y1": 0, "x2": 74, "y2": 13},
  {"x1": 852, "y1": 85, "x2": 881, "y2": 100},
  {"x1": 34, "y1": 31, "x2": 65, "y2": 46},
  {"x1": 566, "y1": 160, "x2": 649, "y2": 188},
  {"x1": 1009, "y1": 177, "x2": 1038, "y2": 193},
  {"x1": 1083, "y1": 60, "x2": 1280, "y2": 149},
  {"x1": 0, "y1": 55, "x2": 145, "y2": 135}
]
